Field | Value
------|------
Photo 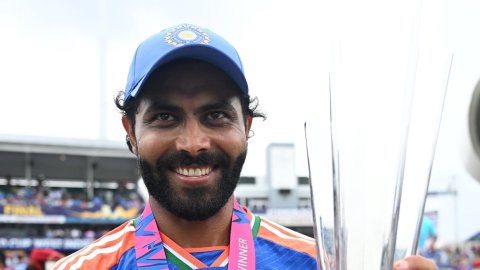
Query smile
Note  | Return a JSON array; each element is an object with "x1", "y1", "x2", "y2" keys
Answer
[{"x1": 175, "y1": 166, "x2": 212, "y2": 177}]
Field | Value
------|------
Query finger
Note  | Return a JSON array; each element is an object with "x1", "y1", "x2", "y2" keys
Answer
[{"x1": 394, "y1": 255, "x2": 438, "y2": 270}]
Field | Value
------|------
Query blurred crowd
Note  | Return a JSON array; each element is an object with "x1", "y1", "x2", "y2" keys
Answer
[
  {"x1": 0, "y1": 183, "x2": 146, "y2": 269},
  {"x1": 417, "y1": 215, "x2": 480, "y2": 270},
  {"x1": 420, "y1": 243, "x2": 480, "y2": 270},
  {"x1": 0, "y1": 248, "x2": 65, "y2": 270},
  {"x1": 0, "y1": 184, "x2": 145, "y2": 220}
]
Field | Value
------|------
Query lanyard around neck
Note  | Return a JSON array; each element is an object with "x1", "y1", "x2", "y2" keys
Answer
[{"x1": 134, "y1": 199, "x2": 256, "y2": 270}]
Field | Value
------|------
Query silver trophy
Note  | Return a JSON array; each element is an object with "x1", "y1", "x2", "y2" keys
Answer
[{"x1": 304, "y1": 2, "x2": 452, "y2": 269}]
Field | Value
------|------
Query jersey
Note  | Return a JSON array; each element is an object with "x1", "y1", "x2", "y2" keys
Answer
[{"x1": 51, "y1": 206, "x2": 318, "y2": 270}]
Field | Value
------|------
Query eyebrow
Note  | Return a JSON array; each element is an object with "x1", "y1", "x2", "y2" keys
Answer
[
  {"x1": 144, "y1": 100, "x2": 182, "y2": 115},
  {"x1": 195, "y1": 100, "x2": 237, "y2": 115},
  {"x1": 143, "y1": 99, "x2": 238, "y2": 115}
]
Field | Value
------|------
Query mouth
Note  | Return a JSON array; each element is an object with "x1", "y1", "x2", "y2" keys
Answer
[{"x1": 174, "y1": 166, "x2": 213, "y2": 177}]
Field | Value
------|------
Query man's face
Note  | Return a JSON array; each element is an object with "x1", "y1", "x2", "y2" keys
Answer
[{"x1": 123, "y1": 60, "x2": 251, "y2": 220}]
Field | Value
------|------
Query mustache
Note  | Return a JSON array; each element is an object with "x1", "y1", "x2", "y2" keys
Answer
[{"x1": 155, "y1": 150, "x2": 229, "y2": 168}]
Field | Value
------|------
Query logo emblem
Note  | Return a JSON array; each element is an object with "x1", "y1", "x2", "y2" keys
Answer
[{"x1": 164, "y1": 24, "x2": 210, "y2": 47}]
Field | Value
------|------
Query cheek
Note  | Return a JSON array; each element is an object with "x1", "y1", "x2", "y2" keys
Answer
[
  {"x1": 213, "y1": 130, "x2": 248, "y2": 157},
  {"x1": 135, "y1": 131, "x2": 172, "y2": 161}
]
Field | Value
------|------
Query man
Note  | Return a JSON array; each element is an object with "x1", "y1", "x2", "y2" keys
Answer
[
  {"x1": 52, "y1": 24, "x2": 437, "y2": 270},
  {"x1": 27, "y1": 248, "x2": 65, "y2": 270},
  {"x1": 418, "y1": 215, "x2": 438, "y2": 252}
]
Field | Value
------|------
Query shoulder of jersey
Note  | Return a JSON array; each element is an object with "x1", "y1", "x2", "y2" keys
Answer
[
  {"x1": 256, "y1": 216, "x2": 317, "y2": 259},
  {"x1": 50, "y1": 220, "x2": 136, "y2": 270}
]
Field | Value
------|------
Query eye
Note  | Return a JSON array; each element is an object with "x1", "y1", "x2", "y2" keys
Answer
[
  {"x1": 155, "y1": 112, "x2": 175, "y2": 121},
  {"x1": 208, "y1": 111, "x2": 226, "y2": 120}
]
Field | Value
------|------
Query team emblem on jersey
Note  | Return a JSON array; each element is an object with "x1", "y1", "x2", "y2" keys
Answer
[{"x1": 164, "y1": 24, "x2": 210, "y2": 47}]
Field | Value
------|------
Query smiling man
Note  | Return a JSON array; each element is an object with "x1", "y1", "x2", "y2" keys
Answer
[{"x1": 51, "y1": 24, "x2": 437, "y2": 270}]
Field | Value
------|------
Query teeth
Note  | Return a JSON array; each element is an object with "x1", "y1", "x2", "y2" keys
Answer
[{"x1": 176, "y1": 167, "x2": 211, "y2": 176}]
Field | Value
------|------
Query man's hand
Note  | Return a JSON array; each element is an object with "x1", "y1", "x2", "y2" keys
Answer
[{"x1": 394, "y1": 255, "x2": 437, "y2": 270}]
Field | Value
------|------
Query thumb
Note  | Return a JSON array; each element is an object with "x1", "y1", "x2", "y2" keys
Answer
[{"x1": 394, "y1": 255, "x2": 438, "y2": 270}]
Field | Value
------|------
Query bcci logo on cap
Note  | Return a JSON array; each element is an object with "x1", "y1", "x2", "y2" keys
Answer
[{"x1": 164, "y1": 24, "x2": 210, "y2": 47}]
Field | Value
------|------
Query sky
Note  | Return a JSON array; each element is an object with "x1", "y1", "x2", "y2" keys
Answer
[{"x1": 0, "y1": 0, "x2": 479, "y2": 242}]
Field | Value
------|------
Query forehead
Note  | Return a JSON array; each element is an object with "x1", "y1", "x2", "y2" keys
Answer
[{"x1": 139, "y1": 59, "x2": 242, "y2": 102}]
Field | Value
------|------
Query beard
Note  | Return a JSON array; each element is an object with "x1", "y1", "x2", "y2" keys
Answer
[{"x1": 139, "y1": 149, "x2": 247, "y2": 221}]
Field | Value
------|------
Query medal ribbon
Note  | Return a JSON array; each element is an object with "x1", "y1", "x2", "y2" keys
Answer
[
  {"x1": 134, "y1": 198, "x2": 255, "y2": 270},
  {"x1": 228, "y1": 199, "x2": 256, "y2": 270}
]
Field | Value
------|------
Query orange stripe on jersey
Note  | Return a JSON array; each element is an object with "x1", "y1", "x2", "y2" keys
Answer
[
  {"x1": 262, "y1": 218, "x2": 316, "y2": 243},
  {"x1": 52, "y1": 220, "x2": 136, "y2": 270},
  {"x1": 257, "y1": 217, "x2": 318, "y2": 259},
  {"x1": 184, "y1": 246, "x2": 228, "y2": 253},
  {"x1": 211, "y1": 245, "x2": 229, "y2": 267}
]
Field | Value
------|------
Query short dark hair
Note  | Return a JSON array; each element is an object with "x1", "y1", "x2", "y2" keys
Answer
[{"x1": 114, "y1": 91, "x2": 266, "y2": 153}]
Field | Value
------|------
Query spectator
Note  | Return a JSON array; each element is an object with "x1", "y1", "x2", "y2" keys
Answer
[
  {"x1": 27, "y1": 249, "x2": 64, "y2": 270},
  {"x1": 418, "y1": 215, "x2": 438, "y2": 252},
  {"x1": 0, "y1": 250, "x2": 13, "y2": 270}
]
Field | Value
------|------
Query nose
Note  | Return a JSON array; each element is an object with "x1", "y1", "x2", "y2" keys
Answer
[{"x1": 175, "y1": 120, "x2": 211, "y2": 155}]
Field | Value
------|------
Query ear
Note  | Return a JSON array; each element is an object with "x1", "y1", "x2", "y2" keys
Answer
[
  {"x1": 122, "y1": 116, "x2": 138, "y2": 155},
  {"x1": 245, "y1": 115, "x2": 253, "y2": 138}
]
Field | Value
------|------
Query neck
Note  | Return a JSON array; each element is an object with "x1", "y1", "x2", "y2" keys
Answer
[{"x1": 149, "y1": 196, "x2": 234, "y2": 248}]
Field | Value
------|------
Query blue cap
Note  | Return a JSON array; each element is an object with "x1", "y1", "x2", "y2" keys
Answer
[{"x1": 124, "y1": 24, "x2": 248, "y2": 104}]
